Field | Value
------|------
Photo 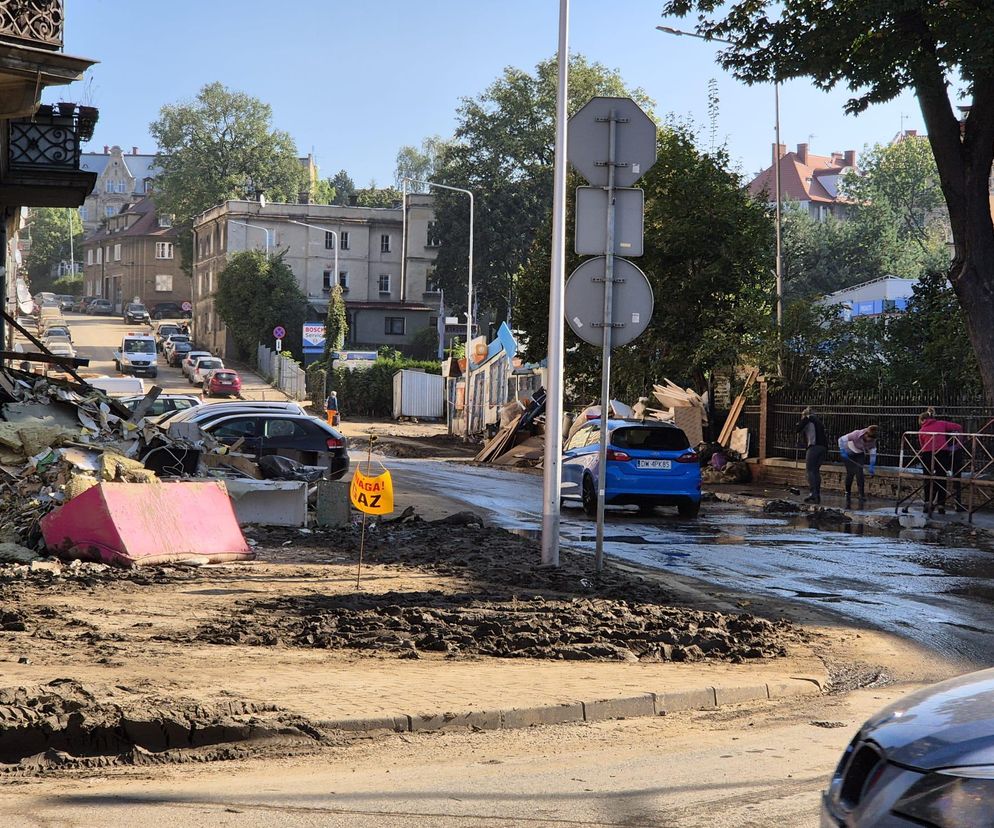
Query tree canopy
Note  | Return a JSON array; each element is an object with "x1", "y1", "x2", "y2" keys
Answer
[
  {"x1": 149, "y1": 82, "x2": 304, "y2": 269},
  {"x1": 427, "y1": 54, "x2": 653, "y2": 324},
  {"x1": 394, "y1": 136, "x2": 447, "y2": 191},
  {"x1": 660, "y1": 1, "x2": 994, "y2": 399},
  {"x1": 214, "y1": 251, "x2": 307, "y2": 360},
  {"x1": 324, "y1": 284, "x2": 348, "y2": 361},
  {"x1": 24, "y1": 208, "x2": 84, "y2": 293}
]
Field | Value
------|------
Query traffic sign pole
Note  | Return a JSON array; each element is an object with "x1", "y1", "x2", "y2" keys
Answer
[{"x1": 594, "y1": 108, "x2": 619, "y2": 573}]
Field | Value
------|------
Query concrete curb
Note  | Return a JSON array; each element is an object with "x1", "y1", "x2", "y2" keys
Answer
[{"x1": 315, "y1": 674, "x2": 825, "y2": 736}]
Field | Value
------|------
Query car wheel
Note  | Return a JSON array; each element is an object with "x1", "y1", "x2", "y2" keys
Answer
[
  {"x1": 678, "y1": 500, "x2": 701, "y2": 519},
  {"x1": 581, "y1": 475, "x2": 598, "y2": 518},
  {"x1": 150, "y1": 370, "x2": 157, "y2": 379}
]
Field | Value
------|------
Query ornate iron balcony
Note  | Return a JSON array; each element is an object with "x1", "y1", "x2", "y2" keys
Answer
[
  {"x1": 0, "y1": 0, "x2": 63, "y2": 50},
  {"x1": 9, "y1": 114, "x2": 80, "y2": 170}
]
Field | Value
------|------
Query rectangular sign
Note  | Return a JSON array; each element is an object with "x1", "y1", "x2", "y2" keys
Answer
[
  {"x1": 302, "y1": 322, "x2": 326, "y2": 351},
  {"x1": 575, "y1": 186, "x2": 644, "y2": 256}
]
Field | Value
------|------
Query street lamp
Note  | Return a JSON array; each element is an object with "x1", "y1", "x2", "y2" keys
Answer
[
  {"x1": 656, "y1": 24, "x2": 784, "y2": 331},
  {"x1": 228, "y1": 220, "x2": 271, "y2": 257},
  {"x1": 401, "y1": 176, "x2": 474, "y2": 439}
]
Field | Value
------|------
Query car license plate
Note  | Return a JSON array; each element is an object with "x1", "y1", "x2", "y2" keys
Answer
[{"x1": 637, "y1": 459, "x2": 671, "y2": 470}]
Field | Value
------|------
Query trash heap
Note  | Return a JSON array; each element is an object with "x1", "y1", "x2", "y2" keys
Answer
[{"x1": 0, "y1": 371, "x2": 250, "y2": 564}]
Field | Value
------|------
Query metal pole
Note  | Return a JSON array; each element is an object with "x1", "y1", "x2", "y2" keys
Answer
[
  {"x1": 400, "y1": 179, "x2": 407, "y2": 301},
  {"x1": 541, "y1": 0, "x2": 569, "y2": 569},
  {"x1": 67, "y1": 208, "x2": 75, "y2": 282},
  {"x1": 594, "y1": 109, "x2": 618, "y2": 573},
  {"x1": 774, "y1": 81, "x2": 783, "y2": 333},
  {"x1": 465, "y1": 190, "x2": 474, "y2": 440}
]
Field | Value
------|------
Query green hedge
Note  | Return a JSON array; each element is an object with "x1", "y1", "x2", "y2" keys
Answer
[{"x1": 327, "y1": 358, "x2": 441, "y2": 417}]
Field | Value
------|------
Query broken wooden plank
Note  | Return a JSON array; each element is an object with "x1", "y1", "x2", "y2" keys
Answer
[{"x1": 0, "y1": 350, "x2": 90, "y2": 367}]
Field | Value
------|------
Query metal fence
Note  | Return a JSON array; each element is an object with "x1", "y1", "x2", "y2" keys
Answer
[
  {"x1": 256, "y1": 344, "x2": 307, "y2": 400},
  {"x1": 768, "y1": 391, "x2": 994, "y2": 466}
]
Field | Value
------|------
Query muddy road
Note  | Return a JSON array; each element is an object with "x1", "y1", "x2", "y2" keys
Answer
[{"x1": 386, "y1": 458, "x2": 994, "y2": 665}]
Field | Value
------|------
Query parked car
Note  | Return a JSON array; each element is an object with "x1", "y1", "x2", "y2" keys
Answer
[
  {"x1": 119, "y1": 393, "x2": 202, "y2": 418},
  {"x1": 821, "y1": 667, "x2": 994, "y2": 827},
  {"x1": 123, "y1": 303, "x2": 151, "y2": 325},
  {"x1": 46, "y1": 341, "x2": 75, "y2": 358},
  {"x1": 155, "y1": 324, "x2": 182, "y2": 351},
  {"x1": 156, "y1": 400, "x2": 307, "y2": 427},
  {"x1": 190, "y1": 356, "x2": 224, "y2": 385},
  {"x1": 87, "y1": 299, "x2": 114, "y2": 316},
  {"x1": 176, "y1": 412, "x2": 348, "y2": 479},
  {"x1": 166, "y1": 341, "x2": 193, "y2": 366},
  {"x1": 43, "y1": 335, "x2": 72, "y2": 349},
  {"x1": 561, "y1": 419, "x2": 702, "y2": 517},
  {"x1": 161, "y1": 333, "x2": 191, "y2": 359},
  {"x1": 42, "y1": 325, "x2": 71, "y2": 342},
  {"x1": 202, "y1": 369, "x2": 242, "y2": 398},
  {"x1": 15, "y1": 316, "x2": 35, "y2": 330},
  {"x1": 150, "y1": 301, "x2": 191, "y2": 320},
  {"x1": 74, "y1": 296, "x2": 96, "y2": 312},
  {"x1": 57, "y1": 295, "x2": 75, "y2": 311},
  {"x1": 181, "y1": 350, "x2": 212, "y2": 378}
]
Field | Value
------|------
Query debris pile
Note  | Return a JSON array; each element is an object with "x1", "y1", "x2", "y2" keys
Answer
[{"x1": 474, "y1": 387, "x2": 547, "y2": 466}]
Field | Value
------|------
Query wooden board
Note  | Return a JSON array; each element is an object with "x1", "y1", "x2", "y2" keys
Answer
[{"x1": 717, "y1": 368, "x2": 759, "y2": 447}]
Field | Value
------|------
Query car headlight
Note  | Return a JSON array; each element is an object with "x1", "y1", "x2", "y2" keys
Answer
[{"x1": 892, "y1": 766, "x2": 994, "y2": 827}]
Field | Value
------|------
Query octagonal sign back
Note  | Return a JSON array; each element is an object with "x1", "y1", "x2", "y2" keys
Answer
[{"x1": 567, "y1": 96, "x2": 657, "y2": 188}]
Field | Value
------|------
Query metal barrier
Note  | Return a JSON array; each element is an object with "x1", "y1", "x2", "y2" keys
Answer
[
  {"x1": 896, "y1": 429, "x2": 994, "y2": 521},
  {"x1": 256, "y1": 343, "x2": 306, "y2": 401}
]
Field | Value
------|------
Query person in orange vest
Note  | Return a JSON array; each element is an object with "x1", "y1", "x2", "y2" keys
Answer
[{"x1": 325, "y1": 390, "x2": 340, "y2": 427}]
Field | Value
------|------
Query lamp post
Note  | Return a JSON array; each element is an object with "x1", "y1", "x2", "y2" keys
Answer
[
  {"x1": 287, "y1": 219, "x2": 339, "y2": 312},
  {"x1": 401, "y1": 176, "x2": 474, "y2": 439},
  {"x1": 228, "y1": 220, "x2": 271, "y2": 258},
  {"x1": 656, "y1": 24, "x2": 783, "y2": 331}
]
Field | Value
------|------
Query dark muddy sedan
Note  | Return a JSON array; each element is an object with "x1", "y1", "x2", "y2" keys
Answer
[{"x1": 822, "y1": 667, "x2": 994, "y2": 826}]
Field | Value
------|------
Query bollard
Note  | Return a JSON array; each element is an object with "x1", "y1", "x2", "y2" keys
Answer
[{"x1": 315, "y1": 480, "x2": 351, "y2": 527}]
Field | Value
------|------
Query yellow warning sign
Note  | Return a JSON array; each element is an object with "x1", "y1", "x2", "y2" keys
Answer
[{"x1": 349, "y1": 467, "x2": 394, "y2": 515}]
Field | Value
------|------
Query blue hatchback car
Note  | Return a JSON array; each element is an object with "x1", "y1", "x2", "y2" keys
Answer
[{"x1": 561, "y1": 418, "x2": 702, "y2": 518}]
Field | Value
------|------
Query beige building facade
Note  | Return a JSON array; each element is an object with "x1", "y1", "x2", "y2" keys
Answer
[
  {"x1": 78, "y1": 145, "x2": 158, "y2": 232},
  {"x1": 80, "y1": 197, "x2": 188, "y2": 313},
  {"x1": 191, "y1": 197, "x2": 440, "y2": 358}
]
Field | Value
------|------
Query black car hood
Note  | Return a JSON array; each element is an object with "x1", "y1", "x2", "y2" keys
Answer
[{"x1": 863, "y1": 667, "x2": 994, "y2": 770}]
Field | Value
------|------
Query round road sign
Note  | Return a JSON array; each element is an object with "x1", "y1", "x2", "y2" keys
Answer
[
  {"x1": 181, "y1": 301, "x2": 192, "y2": 312},
  {"x1": 564, "y1": 257, "x2": 654, "y2": 348},
  {"x1": 273, "y1": 326, "x2": 286, "y2": 340}
]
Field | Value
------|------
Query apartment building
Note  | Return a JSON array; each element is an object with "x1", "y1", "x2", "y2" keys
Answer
[{"x1": 191, "y1": 196, "x2": 439, "y2": 357}]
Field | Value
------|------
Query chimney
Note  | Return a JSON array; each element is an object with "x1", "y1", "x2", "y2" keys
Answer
[
  {"x1": 772, "y1": 142, "x2": 786, "y2": 165},
  {"x1": 132, "y1": 146, "x2": 138, "y2": 155},
  {"x1": 796, "y1": 143, "x2": 808, "y2": 164},
  {"x1": 103, "y1": 145, "x2": 109, "y2": 154},
  {"x1": 844, "y1": 150, "x2": 856, "y2": 167},
  {"x1": 906, "y1": 129, "x2": 917, "y2": 138}
]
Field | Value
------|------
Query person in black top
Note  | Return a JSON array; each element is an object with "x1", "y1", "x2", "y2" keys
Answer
[{"x1": 797, "y1": 406, "x2": 828, "y2": 504}]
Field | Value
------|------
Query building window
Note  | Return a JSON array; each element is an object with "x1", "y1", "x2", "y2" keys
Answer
[
  {"x1": 339, "y1": 271, "x2": 349, "y2": 291},
  {"x1": 324, "y1": 231, "x2": 335, "y2": 249},
  {"x1": 86, "y1": 249, "x2": 93, "y2": 266},
  {"x1": 155, "y1": 242, "x2": 174, "y2": 259},
  {"x1": 79, "y1": 206, "x2": 88, "y2": 222},
  {"x1": 105, "y1": 180, "x2": 113, "y2": 193},
  {"x1": 155, "y1": 274, "x2": 173, "y2": 292},
  {"x1": 113, "y1": 243, "x2": 121, "y2": 261},
  {"x1": 341, "y1": 231, "x2": 350, "y2": 250},
  {"x1": 105, "y1": 206, "x2": 116, "y2": 217},
  {"x1": 425, "y1": 267, "x2": 440, "y2": 293},
  {"x1": 385, "y1": 317, "x2": 405, "y2": 336},
  {"x1": 96, "y1": 248, "x2": 102, "y2": 265},
  {"x1": 322, "y1": 270, "x2": 333, "y2": 292},
  {"x1": 116, "y1": 180, "x2": 127, "y2": 194},
  {"x1": 105, "y1": 246, "x2": 111, "y2": 262},
  {"x1": 378, "y1": 274, "x2": 391, "y2": 293},
  {"x1": 158, "y1": 214, "x2": 172, "y2": 228},
  {"x1": 380, "y1": 234, "x2": 391, "y2": 253},
  {"x1": 426, "y1": 221, "x2": 441, "y2": 247}
]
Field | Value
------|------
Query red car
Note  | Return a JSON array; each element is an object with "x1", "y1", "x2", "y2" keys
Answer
[{"x1": 203, "y1": 369, "x2": 242, "y2": 398}]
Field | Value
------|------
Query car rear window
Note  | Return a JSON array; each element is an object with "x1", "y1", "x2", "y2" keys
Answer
[
  {"x1": 214, "y1": 372, "x2": 237, "y2": 381},
  {"x1": 611, "y1": 426, "x2": 690, "y2": 451}
]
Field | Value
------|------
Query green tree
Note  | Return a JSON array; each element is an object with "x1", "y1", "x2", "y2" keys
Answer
[
  {"x1": 327, "y1": 170, "x2": 356, "y2": 206},
  {"x1": 149, "y1": 82, "x2": 304, "y2": 270},
  {"x1": 660, "y1": 1, "x2": 994, "y2": 400},
  {"x1": 354, "y1": 182, "x2": 401, "y2": 208},
  {"x1": 51, "y1": 275, "x2": 84, "y2": 295},
  {"x1": 24, "y1": 208, "x2": 84, "y2": 292},
  {"x1": 214, "y1": 251, "x2": 307, "y2": 360},
  {"x1": 394, "y1": 136, "x2": 447, "y2": 190},
  {"x1": 323, "y1": 284, "x2": 348, "y2": 361},
  {"x1": 428, "y1": 54, "x2": 653, "y2": 325},
  {"x1": 516, "y1": 124, "x2": 773, "y2": 402},
  {"x1": 309, "y1": 178, "x2": 336, "y2": 205}
]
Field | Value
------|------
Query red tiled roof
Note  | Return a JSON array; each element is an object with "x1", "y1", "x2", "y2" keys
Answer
[{"x1": 749, "y1": 146, "x2": 856, "y2": 204}]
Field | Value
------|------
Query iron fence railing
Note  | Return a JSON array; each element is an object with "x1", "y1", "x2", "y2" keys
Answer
[
  {"x1": 9, "y1": 118, "x2": 80, "y2": 169},
  {"x1": 768, "y1": 392, "x2": 994, "y2": 466}
]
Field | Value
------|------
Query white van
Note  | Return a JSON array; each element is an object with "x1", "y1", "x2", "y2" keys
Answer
[{"x1": 113, "y1": 333, "x2": 158, "y2": 378}]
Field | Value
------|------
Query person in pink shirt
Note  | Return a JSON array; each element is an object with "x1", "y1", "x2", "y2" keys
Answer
[{"x1": 918, "y1": 408, "x2": 966, "y2": 513}]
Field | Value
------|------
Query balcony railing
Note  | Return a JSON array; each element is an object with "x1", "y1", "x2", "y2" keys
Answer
[
  {"x1": 9, "y1": 116, "x2": 79, "y2": 170},
  {"x1": 0, "y1": 0, "x2": 63, "y2": 51}
]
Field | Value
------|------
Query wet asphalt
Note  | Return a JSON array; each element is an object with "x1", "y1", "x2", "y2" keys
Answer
[{"x1": 385, "y1": 458, "x2": 994, "y2": 666}]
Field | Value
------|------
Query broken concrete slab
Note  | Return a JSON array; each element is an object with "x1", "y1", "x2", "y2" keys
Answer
[{"x1": 225, "y1": 479, "x2": 308, "y2": 527}]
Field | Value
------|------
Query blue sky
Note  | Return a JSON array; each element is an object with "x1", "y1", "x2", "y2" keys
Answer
[{"x1": 61, "y1": 0, "x2": 926, "y2": 184}]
